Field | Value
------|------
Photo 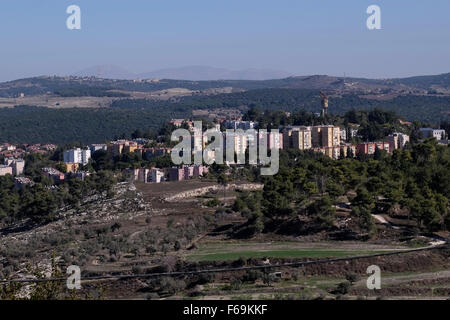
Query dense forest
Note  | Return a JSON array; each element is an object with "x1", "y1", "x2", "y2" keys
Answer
[
  {"x1": 0, "y1": 87, "x2": 448, "y2": 144},
  {"x1": 113, "y1": 88, "x2": 450, "y2": 123},
  {"x1": 0, "y1": 106, "x2": 190, "y2": 144}
]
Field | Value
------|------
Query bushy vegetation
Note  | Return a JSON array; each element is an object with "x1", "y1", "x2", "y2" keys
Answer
[
  {"x1": 233, "y1": 139, "x2": 450, "y2": 236},
  {"x1": 0, "y1": 153, "x2": 116, "y2": 225}
]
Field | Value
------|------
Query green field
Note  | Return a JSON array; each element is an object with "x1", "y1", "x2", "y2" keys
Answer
[{"x1": 187, "y1": 249, "x2": 389, "y2": 262}]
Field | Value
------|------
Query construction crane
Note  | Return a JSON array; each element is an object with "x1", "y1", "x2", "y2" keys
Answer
[{"x1": 320, "y1": 91, "x2": 329, "y2": 117}]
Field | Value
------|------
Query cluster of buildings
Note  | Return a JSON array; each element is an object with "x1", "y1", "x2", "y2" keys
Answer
[
  {"x1": 129, "y1": 164, "x2": 208, "y2": 184},
  {"x1": 169, "y1": 165, "x2": 209, "y2": 182},
  {"x1": 0, "y1": 143, "x2": 56, "y2": 158},
  {"x1": 281, "y1": 125, "x2": 398, "y2": 159},
  {"x1": 63, "y1": 141, "x2": 173, "y2": 173}
]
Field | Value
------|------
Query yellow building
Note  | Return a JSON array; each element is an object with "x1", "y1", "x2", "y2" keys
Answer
[
  {"x1": 312, "y1": 126, "x2": 341, "y2": 148},
  {"x1": 283, "y1": 126, "x2": 312, "y2": 150},
  {"x1": 65, "y1": 162, "x2": 79, "y2": 173}
]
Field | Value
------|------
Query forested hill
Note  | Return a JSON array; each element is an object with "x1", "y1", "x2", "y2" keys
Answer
[
  {"x1": 0, "y1": 89, "x2": 448, "y2": 144},
  {"x1": 111, "y1": 88, "x2": 450, "y2": 123},
  {"x1": 1, "y1": 72, "x2": 450, "y2": 97}
]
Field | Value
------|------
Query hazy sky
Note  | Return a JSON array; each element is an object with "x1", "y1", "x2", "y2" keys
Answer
[{"x1": 1, "y1": 0, "x2": 449, "y2": 81}]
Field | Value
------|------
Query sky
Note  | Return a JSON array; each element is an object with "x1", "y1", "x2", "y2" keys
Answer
[{"x1": 0, "y1": 0, "x2": 449, "y2": 81}]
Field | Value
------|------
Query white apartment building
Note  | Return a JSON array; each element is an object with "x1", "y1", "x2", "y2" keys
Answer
[
  {"x1": 420, "y1": 128, "x2": 446, "y2": 141},
  {"x1": 64, "y1": 148, "x2": 91, "y2": 165},
  {"x1": 224, "y1": 120, "x2": 258, "y2": 130},
  {"x1": 386, "y1": 133, "x2": 410, "y2": 150}
]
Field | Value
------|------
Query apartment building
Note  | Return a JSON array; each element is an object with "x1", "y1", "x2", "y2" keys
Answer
[
  {"x1": 183, "y1": 166, "x2": 194, "y2": 180},
  {"x1": 3, "y1": 158, "x2": 25, "y2": 175},
  {"x1": 89, "y1": 144, "x2": 108, "y2": 154},
  {"x1": 282, "y1": 126, "x2": 312, "y2": 150},
  {"x1": 149, "y1": 168, "x2": 165, "y2": 183},
  {"x1": 169, "y1": 167, "x2": 185, "y2": 181},
  {"x1": 341, "y1": 144, "x2": 357, "y2": 158},
  {"x1": 193, "y1": 165, "x2": 208, "y2": 177},
  {"x1": 224, "y1": 120, "x2": 258, "y2": 130},
  {"x1": 312, "y1": 125, "x2": 341, "y2": 148},
  {"x1": 63, "y1": 148, "x2": 91, "y2": 165},
  {"x1": 356, "y1": 142, "x2": 390, "y2": 155},
  {"x1": 420, "y1": 128, "x2": 446, "y2": 141},
  {"x1": 386, "y1": 133, "x2": 410, "y2": 151}
]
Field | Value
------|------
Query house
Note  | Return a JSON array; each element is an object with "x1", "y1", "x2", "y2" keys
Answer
[
  {"x1": 14, "y1": 177, "x2": 35, "y2": 189},
  {"x1": 42, "y1": 168, "x2": 65, "y2": 183},
  {"x1": 0, "y1": 165, "x2": 13, "y2": 176}
]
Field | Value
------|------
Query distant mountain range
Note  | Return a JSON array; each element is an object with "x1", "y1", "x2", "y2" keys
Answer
[{"x1": 74, "y1": 65, "x2": 293, "y2": 81}]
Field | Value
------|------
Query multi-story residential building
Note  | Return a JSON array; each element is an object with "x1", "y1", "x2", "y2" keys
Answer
[
  {"x1": 419, "y1": 128, "x2": 446, "y2": 141},
  {"x1": 169, "y1": 167, "x2": 185, "y2": 181},
  {"x1": 225, "y1": 131, "x2": 248, "y2": 156},
  {"x1": 314, "y1": 147, "x2": 341, "y2": 160},
  {"x1": 341, "y1": 144, "x2": 357, "y2": 158},
  {"x1": 282, "y1": 126, "x2": 312, "y2": 150},
  {"x1": 3, "y1": 158, "x2": 25, "y2": 175},
  {"x1": 292, "y1": 127, "x2": 312, "y2": 150},
  {"x1": 63, "y1": 148, "x2": 91, "y2": 165},
  {"x1": 356, "y1": 142, "x2": 390, "y2": 155},
  {"x1": 340, "y1": 128, "x2": 347, "y2": 142},
  {"x1": 256, "y1": 131, "x2": 283, "y2": 150},
  {"x1": 192, "y1": 127, "x2": 204, "y2": 152},
  {"x1": 89, "y1": 144, "x2": 107, "y2": 154},
  {"x1": 143, "y1": 148, "x2": 172, "y2": 159},
  {"x1": 349, "y1": 128, "x2": 360, "y2": 139},
  {"x1": 193, "y1": 165, "x2": 208, "y2": 177},
  {"x1": 224, "y1": 120, "x2": 258, "y2": 130},
  {"x1": 312, "y1": 125, "x2": 341, "y2": 148},
  {"x1": 183, "y1": 166, "x2": 194, "y2": 180},
  {"x1": 149, "y1": 168, "x2": 165, "y2": 183},
  {"x1": 123, "y1": 142, "x2": 139, "y2": 154},
  {"x1": 386, "y1": 133, "x2": 410, "y2": 151}
]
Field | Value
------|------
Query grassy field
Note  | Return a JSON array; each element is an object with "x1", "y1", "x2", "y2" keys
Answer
[{"x1": 187, "y1": 249, "x2": 390, "y2": 261}]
